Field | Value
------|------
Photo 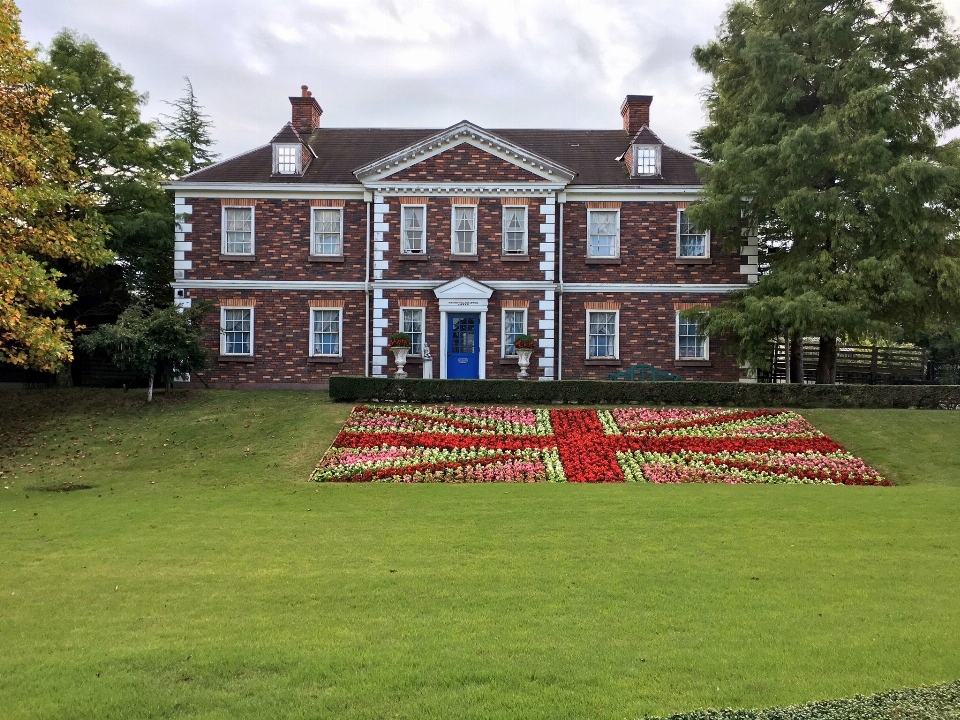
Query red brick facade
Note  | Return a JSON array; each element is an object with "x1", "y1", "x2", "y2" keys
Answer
[{"x1": 170, "y1": 92, "x2": 756, "y2": 387}]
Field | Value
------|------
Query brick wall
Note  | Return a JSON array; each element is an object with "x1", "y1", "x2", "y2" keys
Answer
[{"x1": 384, "y1": 145, "x2": 548, "y2": 182}]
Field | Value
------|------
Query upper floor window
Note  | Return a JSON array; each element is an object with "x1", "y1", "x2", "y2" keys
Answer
[
  {"x1": 452, "y1": 206, "x2": 477, "y2": 255},
  {"x1": 222, "y1": 207, "x2": 254, "y2": 255},
  {"x1": 402, "y1": 206, "x2": 426, "y2": 254},
  {"x1": 274, "y1": 144, "x2": 301, "y2": 174},
  {"x1": 677, "y1": 314, "x2": 708, "y2": 360},
  {"x1": 312, "y1": 208, "x2": 343, "y2": 256},
  {"x1": 401, "y1": 308, "x2": 425, "y2": 356},
  {"x1": 587, "y1": 311, "x2": 618, "y2": 359},
  {"x1": 311, "y1": 308, "x2": 342, "y2": 357},
  {"x1": 221, "y1": 307, "x2": 253, "y2": 355},
  {"x1": 502, "y1": 309, "x2": 527, "y2": 357},
  {"x1": 677, "y1": 210, "x2": 709, "y2": 258},
  {"x1": 502, "y1": 206, "x2": 527, "y2": 255},
  {"x1": 587, "y1": 210, "x2": 619, "y2": 258},
  {"x1": 634, "y1": 145, "x2": 661, "y2": 176}
]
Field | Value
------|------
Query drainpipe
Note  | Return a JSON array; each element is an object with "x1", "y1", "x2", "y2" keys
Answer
[
  {"x1": 557, "y1": 192, "x2": 564, "y2": 381},
  {"x1": 364, "y1": 191, "x2": 371, "y2": 377}
]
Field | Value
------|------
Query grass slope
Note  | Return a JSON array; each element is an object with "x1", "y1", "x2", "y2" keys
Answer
[{"x1": 1, "y1": 390, "x2": 958, "y2": 720}]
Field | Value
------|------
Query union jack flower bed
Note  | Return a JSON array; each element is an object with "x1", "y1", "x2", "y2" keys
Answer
[{"x1": 312, "y1": 405, "x2": 890, "y2": 485}]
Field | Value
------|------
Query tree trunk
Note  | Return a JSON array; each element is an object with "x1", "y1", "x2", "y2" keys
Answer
[
  {"x1": 789, "y1": 333, "x2": 805, "y2": 384},
  {"x1": 147, "y1": 373, "x2": 154, "y2": 402},
  {"x1": 55, "y1": 362, "x2": 73, "y2": 388},
  {"x1": 166, "y1": 376, "x2": 171, "y2": 393},
  {"x1": 817, "y1": 336, "x2": 837, "y2": 384}
]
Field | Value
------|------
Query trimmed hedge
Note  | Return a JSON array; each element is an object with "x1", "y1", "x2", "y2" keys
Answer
[
  {"x1": 329, "y1": 376, "x2": 960, "y2": 409},
  {"x1": 642, "y1": 680, "x2": 960, "y2": 720}
]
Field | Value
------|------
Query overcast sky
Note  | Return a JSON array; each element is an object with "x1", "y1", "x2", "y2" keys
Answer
[{"x1": 17, "y1": 0, "x2": 960, "y2": 161}]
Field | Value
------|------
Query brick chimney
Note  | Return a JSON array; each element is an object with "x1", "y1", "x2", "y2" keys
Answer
[
  {"x1": 621, "y1": 95, "x2": 652, "y2": 134},
  {"x1": 290, "y1": 85, "x2": 323, "y2": 134}
]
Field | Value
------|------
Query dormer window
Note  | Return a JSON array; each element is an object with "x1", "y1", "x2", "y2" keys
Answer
[
  {"x1": 634, "y1": 145, "x2": 660, "y2": 176},
  {"x1": 274, "y1": 144, "x2": 301, "y2": 175}
]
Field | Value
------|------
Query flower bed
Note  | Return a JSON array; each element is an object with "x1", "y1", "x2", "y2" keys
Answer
[{"x1": 311, "y1": 405, "x2": 890, "y2": 485}]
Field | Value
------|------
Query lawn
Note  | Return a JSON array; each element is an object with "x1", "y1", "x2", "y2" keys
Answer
[{"x1": 1, "y1": 389, "x2": 958, "y2": 719}]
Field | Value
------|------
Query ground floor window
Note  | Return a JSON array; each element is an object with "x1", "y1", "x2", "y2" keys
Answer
[
  {"x1": 311, "y1": 308, "x2": 342, "y2": 356},
  {"x1": 587, "y1": 311, "x2": 618, "y2": 359},
  {"x1": 677, "y1": 314, "x2": 708, "y2": 359},
  {"x1": 400, "y1": 308, "x2": 425, "y2": 356},
  {"x1": 502, "y1": 309, "x2": 527, "y2": 356},
  {"x1": 221, "y1": 307, "x2": 253, "y2": 355}
]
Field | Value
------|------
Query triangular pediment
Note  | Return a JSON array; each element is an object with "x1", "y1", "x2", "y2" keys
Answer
[
  {"x1": 434, "y1": 276, "x2": 495, "y2": 301},
  {"x1": 354, "y1": 121, "x2": 575, "y2": 184}
]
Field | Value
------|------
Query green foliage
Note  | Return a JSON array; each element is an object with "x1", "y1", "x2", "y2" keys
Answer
[
  {"x1": 643, "y1": 680, "x2": 960, "y2": 720},
  {"x1": 328, "y1": 376, "x2": 960, "y2": 409},
  {"x1": 37, "y1": 32, "x2": 215, "y2": 308},
  {"x1": 690, "y1": 0, "x2": 960, "y2": 378},
  {"x1": 159, "y1": 77, "x2": 218, "y2": 175},
  {"x1": 77, "y1": 302, "x2": 211, "y2": 398},
  {"x1": 0, "y1": 0, "x2": 110, "y2": 372}
]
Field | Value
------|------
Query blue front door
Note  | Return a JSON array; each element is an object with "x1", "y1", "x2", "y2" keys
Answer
[{"x1": 447, "y1": 313, "x2": 480, "y2": 379}]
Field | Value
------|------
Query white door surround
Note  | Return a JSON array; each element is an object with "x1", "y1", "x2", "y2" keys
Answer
[{"x1": 434, "y1": 277, "x2": 494, "y2": 380}]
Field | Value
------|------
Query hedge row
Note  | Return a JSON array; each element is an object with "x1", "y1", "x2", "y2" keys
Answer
[
  {"x1": 329, "y1": 376, "x2": 960, "y2": 409},
  {"x1": 642, "y1": 680, "x2": 960, "y2": 720}
]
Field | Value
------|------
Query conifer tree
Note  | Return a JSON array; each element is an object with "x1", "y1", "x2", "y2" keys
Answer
[
  {"x1": 160, "y1": 77, "x2": 218, "y2": 175},
  {"x1": 689, "y1": 0, "x2": 960, "y2": 382},
  {"x1": 0, "y1": 0, "x2": 110, "y2": 372}
]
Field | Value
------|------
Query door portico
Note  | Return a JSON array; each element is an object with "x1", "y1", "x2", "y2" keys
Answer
[{"x1": 434, "y1": 277, "x2": 494, "y2": 380}]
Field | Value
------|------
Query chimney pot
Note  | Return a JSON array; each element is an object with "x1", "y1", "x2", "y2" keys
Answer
[
  {"x1": 290, "y1": 87, "x2": 323, "y2": 133},
  {"x1": 301, "y1": 85, "x2": 309, "y2": 97},
  {"x1": 621, "y1": 95, "x2": 653, "y2": 135}
]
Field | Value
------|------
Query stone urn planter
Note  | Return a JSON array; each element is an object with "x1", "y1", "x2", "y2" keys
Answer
[
  {"x1": 389, "y1": 332, "x2": 412, "y2": 379},
  {"x1": 513, "y1": 335, "x2": 537, "y2": 380}
]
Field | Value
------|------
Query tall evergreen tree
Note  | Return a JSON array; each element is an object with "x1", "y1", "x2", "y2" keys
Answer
[
  {"x1": 160, "y1": 77, "x2": 218, "y2": 175},
  {"x1": 689, "y1": 0, "x2": 960, "y2": 382},
  {"x1": 37, "y1": 31, "x2": 186, "y2": 309},
  {"x1": 0, "y1": 0, "x2": 110, "y2": 372}
]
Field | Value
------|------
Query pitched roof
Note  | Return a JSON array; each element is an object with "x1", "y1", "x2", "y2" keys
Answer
[{"x1": 180, "y1": 127, "x2": 704, "y2": 186}]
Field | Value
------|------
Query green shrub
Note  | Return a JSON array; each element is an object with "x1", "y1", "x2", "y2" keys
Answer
[
  {"x1": 640, "y1": 680, "x2": 960, "y2": 719},
  {"x1": 328, "y1": 377, "x2": 960, "y2": 409}
]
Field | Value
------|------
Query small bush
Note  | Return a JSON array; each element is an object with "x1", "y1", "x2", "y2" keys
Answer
[
  {"x1": 328, "y1": 377, "x2": 960, "y2": 409},
  {"x1": 640, "y1": 680, "x2": 960, "y2": 720}
]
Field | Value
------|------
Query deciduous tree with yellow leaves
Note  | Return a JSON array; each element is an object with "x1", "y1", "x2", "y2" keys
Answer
[{"x1": 0, "y1": 0, "x2": 110, "y2": 372}]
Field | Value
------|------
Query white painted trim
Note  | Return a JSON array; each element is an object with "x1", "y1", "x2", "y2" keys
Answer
[
  {"x1": 400, "y1": 204, "x2": 428, "y2": 255},
  {"x1": 586, "y1": 309, "x2": 619, "y2": 360},
  {"x1": 632, "y1": 145, "x2": 661, "y2": 177},
  {"x1": 501, "y1": 307, "x2": 528, "y2": 358},
  {"x1": 676, "y1": 208, "x2": 711, "y2": 259},
  {"x1": 564, "y1": 283, "x2": 749, "y2": 293},
  {"x1": 220, "y1": 306, "x2": 255, "y2": 356},
  {"x1": 676, "y1": 310, "x2": 710, "y2": 360},
  {"x1": 221, "y1": 205, "x2": 255, "y2": 256},
  {"x1": 479, "y1": 311, "x2": 487, "y2": 380},
  {"x1": 450, "y1": 203, "x2": 478, "y2": 255},
  {"x1": 309, "y1": 307, "x2": 344, "y2": 357},
  {"x1": 164, "y1": 182, "x2": 367, "y2": 198},
  {"x1": 586, "y1": 208, "x2": 620, "y2": 259},
  {"x1": 439, "y1": 310, "x2": 448, "y2": 379},
  {"x1": 174, "y1": 280, "x2": 367, "y2": 291},
  {"x1": 501, "y1": 205, "x2": 528, "y2": 256},
  {"x1": 310, "y1": 206, "x2": 345, "y2": 257},
  {"x1": 369, "y1": 182, "x2": 565, "y2": 195},
  {"x1": 353, "y1": 120, "x2": 577, "y2": 182}
]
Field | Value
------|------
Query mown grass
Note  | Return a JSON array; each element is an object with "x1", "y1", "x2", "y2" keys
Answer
[{"x1": 0, "y1": 390, "x2": 958, "y2": 719}]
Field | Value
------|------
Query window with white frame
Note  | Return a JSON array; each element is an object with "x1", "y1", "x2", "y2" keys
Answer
[
  {"x1": 402, "y1": 206, "x2": 426, "y2": 254},
  {"x1": 275, "y1": 144, "x2": 300, "y2": 174},
  {"x1": 221, "y1": 307, "x2": 253, "y2": 355},
  {"x1": 452, "y1": 206, "x2": 477, "y2": 255},
  {"x1": 311, "y1": 308, "x2": 342, "y2": 357},
  {"x1": 677, "y1": 314, "x2": 708, "y2": 359},
  {"x1": 502, "y1": 206, "x2": 527, "y2": 255},
  {"x1": 587, "y1": 311, "x2": 618, "y2": 359},
  {"x1": 222, "y1": 207, "x2": 254, "y2": 255},
  {"x1": 502, "y1": 309, "x2": 527, "y2": 357},
  {"x1": 677, "y1": 210, "x2": 709, "y2": 258},
  {"x1": 587, "y1": 210, "x2": 619, "y2": 258},
  {"x1": 312, "y1": 208, "x2": 343, "y2": 256},
  {"x1": 400, "y1": 308, "x2": 425, "y2": 356},
  {"x1": 634, "y1": 145, "x2": 661, "y2": 176}
]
